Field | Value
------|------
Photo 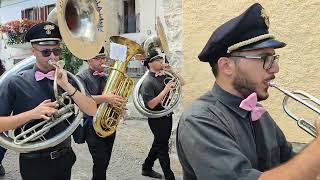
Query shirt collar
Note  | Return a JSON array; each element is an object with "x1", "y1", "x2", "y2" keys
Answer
[
  {"x1": 88, "y1": 68, "x2": 95, "y2": 75},
  {"x1": 148, "y1": 71, "x2": 156, "y2": 77},
  {"x1": 212, "y1": 83, "x2": 249, "y2": 118},
  {"x1": 32, "y1": 65, "x2": 54, "y2": 74},
  {"x1": 88, "y1": 68, "x2": 108, "y2": 79},
  {"x1": 32, "y1": 65, "x2": 37, "y2": 73}
]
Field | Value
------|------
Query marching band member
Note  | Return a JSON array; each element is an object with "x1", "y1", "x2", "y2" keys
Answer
[
  {"x1": 76, "y1": 47, "x2": 124, "y2": 180},
  {"x1": 0, "y1": 21, "x2": 96, "y2": 180},
  {"x1": 176, "y1": 3, "x2": 320, "y2": 180},
  {"x1": 140, "y1": 48, "x2": 184, "y2": 180},
  {"x1": 0, "y1": 60, "x2": 6, "y2": 177},
  {"x1": 0, "y1": 60, "x2": 5, "y2": 76}
]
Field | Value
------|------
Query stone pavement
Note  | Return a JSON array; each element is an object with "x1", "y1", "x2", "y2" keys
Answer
[{"x1": 0, "y1": 119, "x2": 183, "y2": 180}]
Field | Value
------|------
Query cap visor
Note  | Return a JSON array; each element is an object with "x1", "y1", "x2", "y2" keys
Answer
[
  {"x1": 240, "y1": 39, "x2": 286, "y2": 51},
  {"x1": 95, "y1": 53, "x2": 106, "y2": 57},
  {"x1": 35, "y1": 40, "x2": 60, "y2": 45}
]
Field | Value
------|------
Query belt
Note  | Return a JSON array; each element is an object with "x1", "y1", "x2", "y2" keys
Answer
[{"x1": 20, "y1": 147, "x2": 72, "y2": 160}]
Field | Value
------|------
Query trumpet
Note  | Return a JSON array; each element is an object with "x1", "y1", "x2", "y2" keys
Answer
[{"x1": 269, "y1": 81, "x2": 320, "y2": 137}]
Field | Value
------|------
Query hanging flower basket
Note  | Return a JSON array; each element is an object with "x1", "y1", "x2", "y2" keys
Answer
[{"x1": 0, "y1": 19, "x2": 43, "y2": 46}]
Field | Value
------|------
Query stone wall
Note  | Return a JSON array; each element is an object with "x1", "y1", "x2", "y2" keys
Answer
[
  {"x1": 182, "y1": 0, "x2": 320, "y2": 143},
  {"x1": 163, "y1": 0, "x2": 183, "y2": 129}
]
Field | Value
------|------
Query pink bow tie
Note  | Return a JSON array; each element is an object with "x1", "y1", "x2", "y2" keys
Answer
[
  {"x1": 155, "y1": 71, "x2": 166, "y2": 77},
  {"x1": 239, "y1": 92, "x2": 266, "y2": 122},
  {"x1": 35, "y1": 71, "x2": 55, "y2": 81},
  {"x1": 93, "y1": 71, "x2": 105, "y2": 77}
]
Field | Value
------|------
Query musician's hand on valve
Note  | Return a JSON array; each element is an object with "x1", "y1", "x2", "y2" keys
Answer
[
  {"x1": 30, "y1": 99, "x2": 59, "y2": 120},
  {"x1": 104, "y1": 90, "x2": 125, "y2": 107},
  {"x1": 164, "y1": 80, "x2": 176, "y2": 93}
]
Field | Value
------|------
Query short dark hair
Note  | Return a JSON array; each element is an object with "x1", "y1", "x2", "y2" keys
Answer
[
  {"x1": 0, "y1": 60, "x2": 5, "y2": 76},
  {"x1": 210, "y1": 57, "x2": 221, "y2": 77},
  {"x1": 211, "y1": 64, "x2": 218, "y2": 77},
  {"x1": 211, "y1": 54, "x2": 240, "y2": 77}
]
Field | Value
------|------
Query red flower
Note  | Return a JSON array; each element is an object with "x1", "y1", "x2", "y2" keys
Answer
[
  {"x1": 0, "y1": 19, "x2": 43, "y2": 44},
  {"x1": 0, "y1": 19, "x2": 42, "y2": 33}
]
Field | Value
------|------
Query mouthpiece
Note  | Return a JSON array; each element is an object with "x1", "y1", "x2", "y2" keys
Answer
[
  {"x1": 48, "y1": 59, "x2": 65, "y2": 69},
  {"x1": 268, "y1": 81, "x2": 277, "y2": 87},
  {"x1": 48, "y1": 59, "x2": 53, "y2": 65}
]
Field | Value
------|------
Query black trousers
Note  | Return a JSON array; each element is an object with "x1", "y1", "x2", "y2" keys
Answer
[
  {"x1": 19, "y1": 148, "x2": 76, "y2": 180},
  {"x1": 86, "y1": 124, "x2": 116, "y2": 180},
  {"x1": 143, "y1": 115, "x2": 175, "y2": 180}
]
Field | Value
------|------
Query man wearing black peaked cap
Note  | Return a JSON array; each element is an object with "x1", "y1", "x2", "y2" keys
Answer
[
  {"x1": 177, "y1": 3, "x2": 320, "y2": 180},
  {"x1": 0, "y1": 21, "x2": 97, "y2": 180},
  {"x1": 75, "y1": 46, "x2": 124, "y2": 180},
  {"x1": 140, "y1": 48, "x2": 185, "y2": 180}
]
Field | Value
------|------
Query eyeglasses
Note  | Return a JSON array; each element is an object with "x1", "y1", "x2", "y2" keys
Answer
[
  {"x1": 229, "y1": 54, "x2": 279, "y2": 70},
  {"x1": 33, "y1": 47, "x2": 61, "y2": 57}
]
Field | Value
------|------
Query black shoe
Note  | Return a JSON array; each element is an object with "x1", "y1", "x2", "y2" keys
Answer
[
  {"x1": 0, "y1": 164, "x2": 5, "y2": 176},
  {"x1": 142, "y1": 169, "x2": 163, "y2": 179}
]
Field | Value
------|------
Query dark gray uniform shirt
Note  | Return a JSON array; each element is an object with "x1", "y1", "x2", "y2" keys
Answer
[
  {"x1": 0, "y1": 66, "x2": 81, "y2": 151},
  {"x1": 76, "y1": 68, "x2": 107, "y2": 96},
  {"x1": 176, "y1": 83, "x2": 294, "y2": 180},
  {"x1": 140, "y1": 71, "x2": 168, "y2": 111},
  {"x1": 76, "y1": 68, "x2": 107, "y2": 122}
]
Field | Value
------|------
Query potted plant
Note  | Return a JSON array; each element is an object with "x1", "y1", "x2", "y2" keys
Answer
[
  {"x1": 60, "y1": 43, "x2": 83, "y2": 74},
  {"x1": 0, "y1": 19, "x2": 42, "y2": 48}
]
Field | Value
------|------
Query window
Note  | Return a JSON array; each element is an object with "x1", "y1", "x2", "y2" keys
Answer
[
  {"x1": 48, "y1": 4, "x2": 55, "y2": 14},
  {"x1": 21, "y1": 4, "x2": 55, "y2": 21},
  {"x1": 123, "y1": 0, "x2": 136, "y2": 33},
  {"x1": 126, "y1": 59, "x2": 146, "y2": 77},
  {"x1": 24, "y1": 8, "x2": 34, "y2": 20}
]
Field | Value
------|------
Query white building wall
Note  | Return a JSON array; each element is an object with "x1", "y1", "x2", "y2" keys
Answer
[
  {"x1": 103, "y1": 0, "x2": 166, "y2": 52},
  {"x1": 138, "y1": 0, "x2": 164, "y2": 36},
  {"x1": 0, "y1": 0, "x2": 56, "y2": 23},
  {"x1": 105, "y1": 1, "x2": 120, "y2": 37}
]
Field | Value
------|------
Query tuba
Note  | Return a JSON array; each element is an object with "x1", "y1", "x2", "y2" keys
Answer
[
  {"x1": 132, "y1": 17, "x2": 182, "y2": 118},
  {"x1": 269, "y1": 81, "x2": 320, "y2": 137},
  {"x1": 93, "y1": 36, "x2": 144, "y2": 138},
  {"x1": 0, "y1": 0, "x2": 107, "y2": 152}
]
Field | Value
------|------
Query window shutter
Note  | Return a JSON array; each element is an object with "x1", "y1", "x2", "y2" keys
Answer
[
  {"x1": 21, "y1": 10, "x2": 25, "y2": 19},
  {"x1": 33, "y1": 8, "x2": 37, "y2": 20},
  {"x1": 40, "y1": 7, "x2": 45, "y2": 21}
]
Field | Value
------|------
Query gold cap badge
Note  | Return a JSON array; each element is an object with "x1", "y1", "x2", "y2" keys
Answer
[{"x1": 43, "y1": 24, "x2": 55, "y2": 35}]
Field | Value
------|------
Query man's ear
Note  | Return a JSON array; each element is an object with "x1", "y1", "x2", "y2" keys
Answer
[
  {"x1": 31, "y1": 47, "x2": 36, "y2": 56},
  {"x1": 217, "y1": 57, "x2": 234, "y2": 76},
  {"x1": 87, "y1": 59, "x2": 93, "y2": 64}
]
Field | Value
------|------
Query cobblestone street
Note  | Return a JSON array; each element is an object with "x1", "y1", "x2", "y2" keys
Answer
[{"x1": 0, "y1": 119, "x2": 183, "y2": 180}]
